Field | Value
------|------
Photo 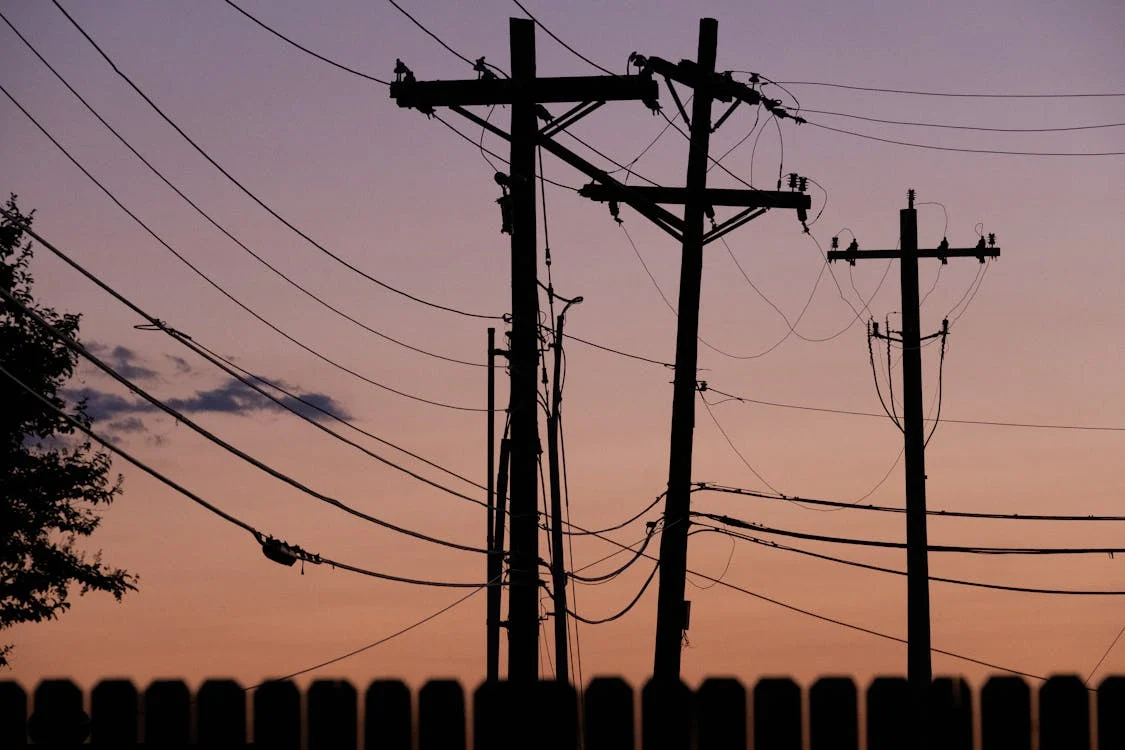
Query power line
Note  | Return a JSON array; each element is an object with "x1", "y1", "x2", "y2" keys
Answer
[
  {"x1": 704, "y1": 384, "x2": 1125, "y2": 432},
  {"x1": 220, "y1": 0, "x2": 390, "y2": 84},
  {"x1": 1086, "y1": 622, "x2": 1125, "y2": 685},
  {"x1": 49, "y1": 0, "x2": 501, "y2": 320},
  {"x1": 807, "y1": 120, "x2": 1125, "y2": 157},
  {"x1": 699, "y1": 393, "x2": 779, "y2": 494},
  {"x1": 692, "y1": 525, "x2": 1125, "y2": 596},
  {"x1": 244, "y1": 581, "x2": 492, "y2": 689},
  {"x1": 694, "y1": 482, "x2": 1125, "y2": 522},
  {"x1": 0, "y1": 283, "x2": 490, "y2": 556},
  {"x1": 569, "y1": 519, "x2": 1052, "y2": 681},
  {"x1": 21, "y1": 221, "x2": 488, "y2": 498},
  {"x1": 0, "y1": 363, "x2": 497, "y2": 588},
  {"x1": 801, "y1": 106, "x2": 1125, "y2": 133},
  {"x1": 0, "y1": 84, "x2": 484, "y2": 412},
  {"x1": 774, "y1": 80, "x2": 1125, "y2": 98},
  {"x1": 383, "y1": 0, "x2": 478, "y2": 70},
  {"x1": 0, "y1": 11, "x2": 486, "y2": 369},
  {"x1": 508, "y1": 0, "x2": 615, "y2": 76},
  {"x1": 692, "y1": 510, "x2": 1125, "y2": 555}
]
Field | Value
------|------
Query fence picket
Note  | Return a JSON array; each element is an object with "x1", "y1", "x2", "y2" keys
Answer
[
  {"x1": 696, "y1": 677, "x2": 745, "y2": 750},
  {"x1": 754, "y1": 677, "x2": 802, "y2": 750},
  {"x1": 865, "y1": 676, "x2": 907, "y2": 750},
  {"x1": 91, "y1": 678, "x2": 138, "y2": 746},
  {"x1": 1040, "y1": 675, "x2": 1090, "y2": 750},
  {"x1": 584, "y1": 677, "x2": 633, "y2": 750},
  {"x1": 29, "y1": 679, "x2": 88, "y2": 744},
  {"x1": 253, "y1": 679, "x2": 301, "y2": 749},
  {"x1": 365, "y1": 679, "x2": 411, "y2": 750},
  {"x1": 0, "y1": 680, "x2": 27, "y2": 746},
  {"x1": 418, "y1": 679, "x2": 465, "y2": 750},
  {"x1": 809, "y1": 677, "x2": 857, "y2": 750}
]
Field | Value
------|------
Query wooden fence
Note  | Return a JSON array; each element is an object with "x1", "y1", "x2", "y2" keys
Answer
[{"x1": 2, "y1": 673, "x2": 1122, "y2": 747}]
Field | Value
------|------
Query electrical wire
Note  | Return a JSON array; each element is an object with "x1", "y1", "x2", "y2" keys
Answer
[
  {"x1": 0, "y1": 86, "x2": 485, "y2": 412},
  {"x1": 0, "y1": 12, "x2": 485, "y2": 369},
  {"x1": 693, "y1": 482, "x2": 1125, "y2": 522},
  {"x1": 382, "y1": 0, "x2": 476, "y2": 69},
  {"x1": 553, "y1": 562, "x2": 660, "y2": 625},
  {"x1": 0, "y1": 284, "x2": 490, "y2": 556},
  {"x1": 509, "y1": 0, "x2": 615, "y2": 76},
  {"x1": 699, "y1": 393, "x2": 780, "y2": 494},
  {"x1": 0, "y1": 363, "x2": 497, "y2": 587},
  {"x1": 569, "y1": 530, "x2": 658, "y2": 584},
  {"x1": 24, "y1": 226, "x2": 486, "y2": 503},
  {"x1": 704, "y1": 384, "x2": 1125, "y2": 432},
  {"x1": 868, "y1": 322, "x2": 905, "y2": 431},
  {"x1": 800, "y1": 107, "x2": 1125, "y2": 132},
  {"x1": 806, "y1": 120, "x2": 1125, "y2": 157},
  {"x1": 243, "y1": 579, "x2": 494, "y2": 689},
  {"x1": 566, "y1": 517, "x2": 1052, "y2": 681},
  {"x1": 692, "y1": 525, "x2": 1125, "y2": 596},
  {"x1": 692, "y1": 510, "x2": 1125, "y2": 555},
  {"x1": 49, "y1": 0, "x2": 501, "y2": 320},
  {"x1": 1085, "y1": 623, "x2": 1125, "y2": 685},
  {"x1": 773, "y1": 80, "x2": 1125, "y2": 98},
  {"x1": 221, "y1": 0, "x2": 390, "y2": 84}
]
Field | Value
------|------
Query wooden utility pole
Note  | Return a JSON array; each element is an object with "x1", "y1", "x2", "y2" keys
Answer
[
  {"x1": 828, "y1": 189, "x2": 1000, "y2": 739},
  {"x1": 391, "y1": 19, "x2": 657, "y2": 682},
  {"x1": 651, "y1": 17, "x2": 718, "y2": 682},
  {"x1": 485, "y1": 327, "x2": 500, "y2": 682},
  {"x1": 546, "y1": 303, "x2": 578, "y2": 682},
  {"x1": 581, "y1": 21, "x2": 810, "y2": 681}
]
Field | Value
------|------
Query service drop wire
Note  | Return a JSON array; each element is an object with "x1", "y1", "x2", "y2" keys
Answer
[
  {"x1": 0, "y1": 285, "x2": 489, "y2": 556},
  {"x1": 0, "y1": 364, "x2": 495, "y2": 588}
]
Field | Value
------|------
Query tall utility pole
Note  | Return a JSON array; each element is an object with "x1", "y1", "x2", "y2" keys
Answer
[
  {"x1": 828, "y1": 189, "x2": 999, "y2": 738},
  {"x1": 391, "y1": 19, "x2": 657, "y2": 682},
  {"x1": 580, "y1": 21, "x2": 810, "y2": 681},
  {"x1": 653, "y1": 17, "x2": 717, "y2": 681}
]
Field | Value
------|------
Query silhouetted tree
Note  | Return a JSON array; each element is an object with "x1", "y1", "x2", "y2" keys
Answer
[{"x1": 1, "y1": 196, "x2": 137, "y2": 667}]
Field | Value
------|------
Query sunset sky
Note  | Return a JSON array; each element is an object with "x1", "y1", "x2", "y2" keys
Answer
[{"x1": 3, "y1": 0, "x2": 1124, "y2": 701}]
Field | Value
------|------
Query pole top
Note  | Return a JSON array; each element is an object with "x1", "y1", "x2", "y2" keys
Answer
[{"x1": 907, "y1": 188, "x2": 915, "y2": 208}]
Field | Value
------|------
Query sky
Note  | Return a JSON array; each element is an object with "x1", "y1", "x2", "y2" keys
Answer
[{"x1": 2, "y1": 0, "x2": 1124, "y2": 709}]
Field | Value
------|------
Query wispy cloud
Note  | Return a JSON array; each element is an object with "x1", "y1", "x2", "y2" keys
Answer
[{"x1": 66, "y1": 378, "x2": 351, "y2": 434}]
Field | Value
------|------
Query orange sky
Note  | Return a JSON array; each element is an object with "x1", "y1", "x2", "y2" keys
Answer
[{"x1": 2, "y1": 0, "x2": 1124, "y2": 701}]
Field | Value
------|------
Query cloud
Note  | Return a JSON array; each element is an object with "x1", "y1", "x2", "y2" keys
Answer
[
  {"x1": 63, "y1": 378, "x2": 350, "y2": 435},
  {"x1": 165, "y1": 354, "x2": 193, "y2": 375},
  {"x1": 85, "y1": 342, "x2": 160, "y2": 381}
]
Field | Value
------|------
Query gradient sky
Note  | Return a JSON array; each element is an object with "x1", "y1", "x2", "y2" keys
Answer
[{"x1": 2, "y1": 0, "x2": 1124, "y2": 702}]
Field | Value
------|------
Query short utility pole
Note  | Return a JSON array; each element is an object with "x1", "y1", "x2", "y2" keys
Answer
[
  {"x1": 828, "y1": 189, "x2": 1000, "y2": 739},
  {"x1": 580, "y1": 20, "x2": 810, "y2": 681},
  {"x1": 391, "y1": 19, "x2": 657, "y2": 683}
]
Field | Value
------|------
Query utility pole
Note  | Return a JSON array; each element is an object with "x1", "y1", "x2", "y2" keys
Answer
[
  {"x1": 546, "y1": 299, "x2": 581, "y2": 682},
  {"x1": 581, "y1": 21, "x2": 810, "y2": 681},
  {"x1": 828, "y1": 189, "x2": 1000, "y2": 740},
  {"x1": 391, "y1": 19, "x2": 657, "y2": 682},
  {"x1": 486, "y1": 327, "x2": 500, "y2": 682},
  {"x1": 489, "y1": 437, "x2": 511, "y2": 681}
]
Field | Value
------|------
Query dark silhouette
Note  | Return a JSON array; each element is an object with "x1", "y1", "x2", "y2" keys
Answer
[
  {"x1": 3, "y1": 673, "x2": 1122, "y2": 747},
  {"x1": 0, "y1": 196, "x2": 136, "y2": 668}
]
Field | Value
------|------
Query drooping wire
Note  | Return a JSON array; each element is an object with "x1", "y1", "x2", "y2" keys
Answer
[
  {"x1": 0, "y1": 284, "x2": 490, "y2": 556},
  {"x1": 692, "y1": 525, "x2": 1125, "y2": 596},
  {"x1": 0, "y1": 87, "x2": 485, "y2": 412},
  {"x1": 866, "y1": 320, "x2": 904, "y2": 431},
  {"x1": 49, "y1": 0, "x2": 502, "y2": 319},
  {"x1": 699, "y1": 392, "x2": 781, "y2": 494},
  {"x1": 0, "y1": 363, "x2": 498, "y2": 587},
  {"x1": 243, "y1": 578, "x2": 496, "y2": 689},
  {"x1": 924, "y1": 324, "x2": 949, "y2": 447},
  {"x1": 0, "y1": 13, "x2": 486, "y2": 369}
]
